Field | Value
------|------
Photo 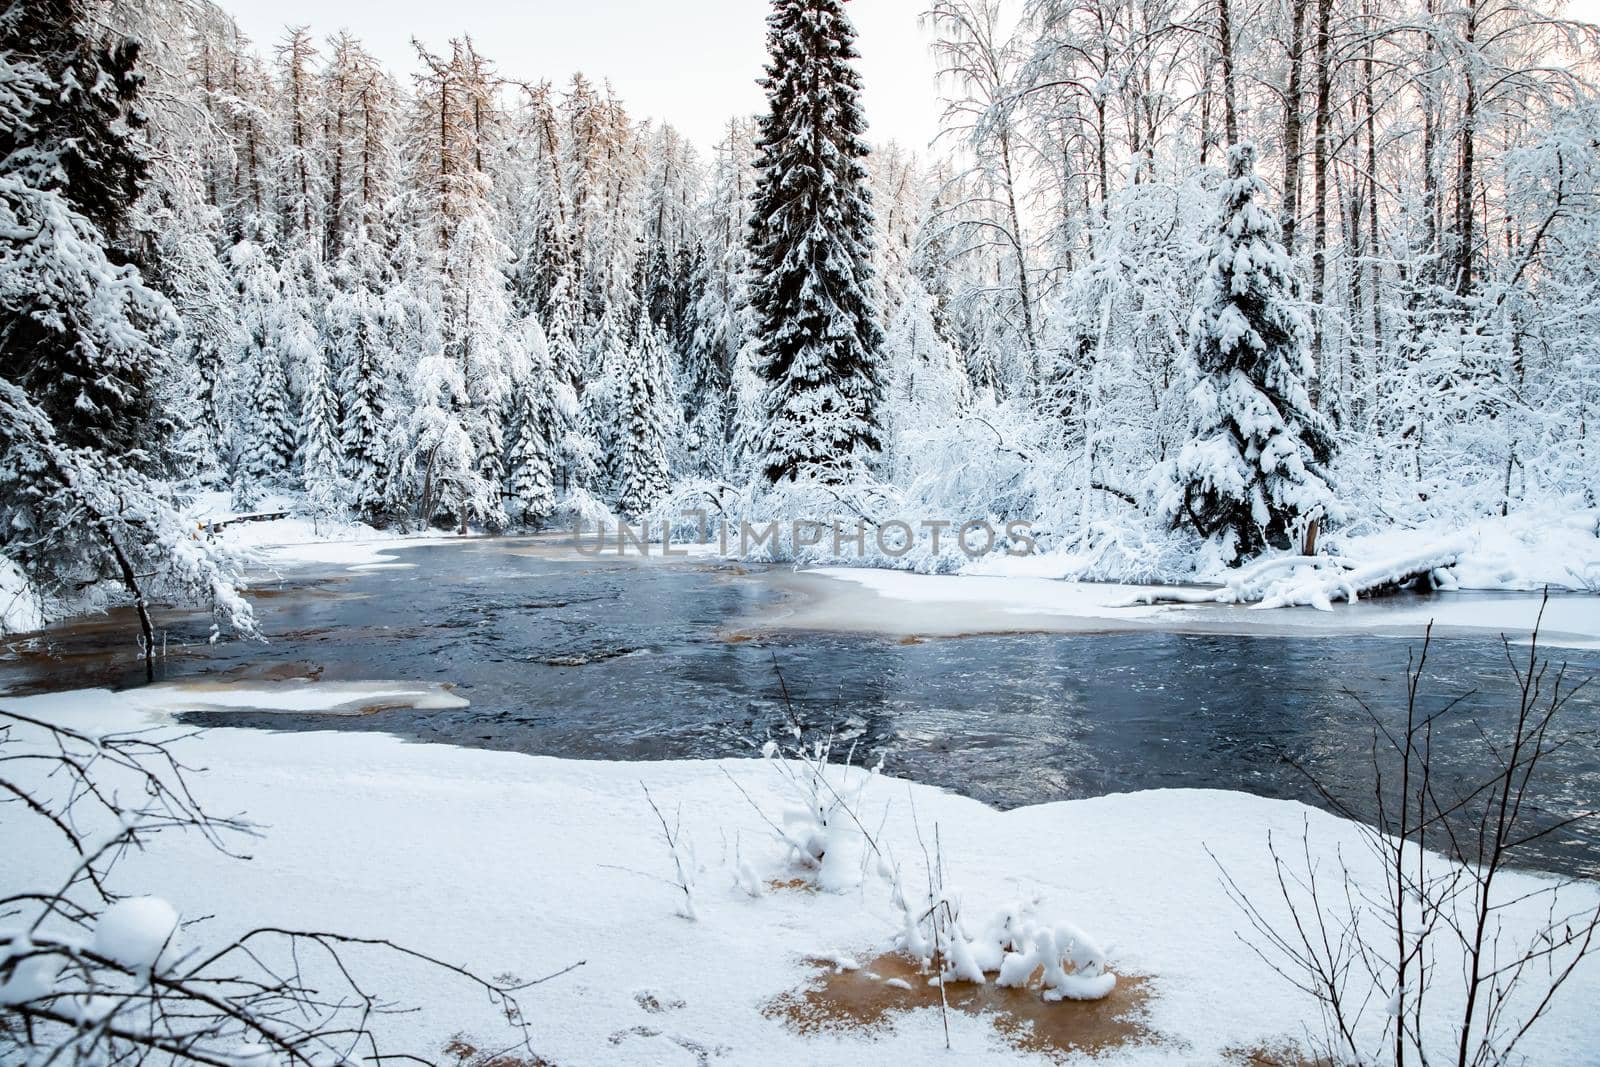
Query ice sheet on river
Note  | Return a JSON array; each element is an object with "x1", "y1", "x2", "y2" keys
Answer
[
  {"x1": 117, "y1": 678, "x2": 469, "y2": 718},
  {"x1": 773, "y1": 568, "x2": 1600, "y2": 648}
]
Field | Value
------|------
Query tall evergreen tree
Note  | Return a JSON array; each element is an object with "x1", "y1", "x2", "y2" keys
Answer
[
  {"x1": 503, "y1": 315, "x2": 559, "y2": 526},
  {"x1": 0, "y1": 0, "x2": 167, "y2": 471},
  {"x1": 1156, "y1": 144, "x2": 1338, "y2": 560},
  {"x1": 747, "y1": 0, "x2": 885, "y2": 483},
  {"x1": 0, "y1": 0, "x2": 251, "y2": 649},
  {"x1": 331, "y1": 224, "x2": 397, "y2": 520},
  {"x1": 226, "y1": 237, "x2": 299, "y2": 493},
  {"x1": 298, "y1": 341, "x2": 342, "y2": 513},
  {"x1": 617, "y1": 305, "x2": 672, "y2": 518}
]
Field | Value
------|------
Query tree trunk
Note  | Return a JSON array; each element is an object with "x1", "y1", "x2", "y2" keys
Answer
[
  {"x1": 997, "y1": 130, "x2": 1038, "y2": 381},
  {"x1": 1455, "y1": 0, "x2": 1479, "y2": 296},
  {"x1": 1218, "y1": 0, "x2": 1239, "y2": 145},
  {"x1": 1310, "y1": 0, "x2": 1333, "y2": 407},
  {"x1": 1364, "y1": 3, "x2": 1382, "y2": 360},
  {"x1": 1421, "y1": 0, "x2": 1441, "y2": 282},
  {"x1": 1282, "y1": 0, "x2": 1308, "y2": 251}
]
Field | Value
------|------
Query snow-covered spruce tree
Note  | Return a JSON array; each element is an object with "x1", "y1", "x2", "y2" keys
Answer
[
  {"x1": 581, "y1": 310, "x2": 628, "y2": 501},
  {"x1": 224, "y1": 233, "x2": 295, "y2": 501},
  {"x1": 1155, "y1": 144, "x2": 1338, "y2": 561},
  {"x1": 403, "y1": 353, "x2": 492, "y2": 531},
  {"x1": 617, "y1": 306, "x2": 673, "y2": 518},
  {"x1": 156, "y1": 228, "x2": 240, "y2": 484},
  {"x1": 234, "y1": 342, "x2": 296, "y2": 504},
  {"x1": 0, "y1": 1, "x2": 165, "y2": 480},
  {"x1": 331, "y1": 224, "x2": 398, "y2": 521},
  {"x1": 503, "y1": 315, "x2": 559, "y2": 527},
  {"x1": 544, "y1": 264, "x2": 586, "y2": 476},
  {"x1": 298, "y1": 341, "x2": 343, "y2": 518},
  {"x1": 0, "y1": 0, "x2": 251, "y2": 652},
  {"x1": 678, "y1": 118, "x2": 756, "y2": 479},
  {"x1": 748, "y1": 0, "x2": 885, "y2": 484}
]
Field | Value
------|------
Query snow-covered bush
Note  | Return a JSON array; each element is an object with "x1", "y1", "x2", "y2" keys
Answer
[
  {"x1": 724, "y1": 679, "x2": 1120, "y2": 1004},
  {"x1": 756, "y1": 736, "x2": 884, "y2": 894},
  {"x1": 894, "y1": 890, "x2": 1117, "y2": 1003}
]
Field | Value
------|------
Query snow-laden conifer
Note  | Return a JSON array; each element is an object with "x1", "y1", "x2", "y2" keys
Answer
[
  {"x1": 617, "y1": 306, "x2": 673, "y2": 518},
  {"x1": 748, "y1": 0, "x2": 885, "y2": 483},
  {"x1": 504, "y1": 315, "x2": 560, "y2": 527},
  {"x1": 1155, "y1": 144, "x2": 1338, "y2": 560},
  {"x1": 331, "y1": 224, "x2": 398, "y2": 520}
]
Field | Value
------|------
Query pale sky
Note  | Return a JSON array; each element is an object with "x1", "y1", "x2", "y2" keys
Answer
[
  {"x1": 216, "y1": 0, "x2": 1600, "y2": 156},
  {"x1": 216, "y1": 0, "x2": 947, "y2": 153}
]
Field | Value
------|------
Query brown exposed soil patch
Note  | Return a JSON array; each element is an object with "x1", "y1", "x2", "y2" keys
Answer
[
  {"x1": 897, "y1": 635, "x2": 925, "y2": 645},
  {"x1": 442, "y1": 1033, "x2": 554, "y2": 1067},
  {"x1": 766, "y1": 950, "x2": 1156, "y2": 1060},
  {"x1": 1225, "y1": 1043, "x2": 1327, "y2": 1067},
  {"x1": 766, "y1": 877, "x2": 819, "y2": 893}
]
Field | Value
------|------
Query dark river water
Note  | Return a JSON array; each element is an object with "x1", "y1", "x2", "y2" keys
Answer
[{"x1": 4, "y1": 536, "x2": 1598, "y2": 877}]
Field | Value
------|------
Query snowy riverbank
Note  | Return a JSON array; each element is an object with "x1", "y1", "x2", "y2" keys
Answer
[
  {"x1": 771, "y1": 567, "x2": 1600, "y2": 648},
  {"x1": 190, "y1": 491, "x2": 475, "y2": 573},
  {"x1": 4, "y1": 684, "x2": 1599, "y2": 1065}
]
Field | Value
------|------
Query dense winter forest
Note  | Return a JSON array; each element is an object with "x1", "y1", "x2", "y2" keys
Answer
[{"x1": 2, "y1": 0, "x2": 1597, "y2": 635}]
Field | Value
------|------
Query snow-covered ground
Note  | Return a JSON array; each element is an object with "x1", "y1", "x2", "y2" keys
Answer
[
  {"x1": 961, "y1": 506, "x2": 1600, "y2": 592},
  {"x1": 189, "y1": 491, "x2": 473, "y2": 573},
  {"x1": 4, "y1": 684, "x2": 1598, "y2": 1065}
]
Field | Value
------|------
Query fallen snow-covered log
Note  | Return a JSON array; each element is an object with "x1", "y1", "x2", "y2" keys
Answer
[
  {"x1": 1115, "y1": 537, "x2": 1470, "y2": 612},
  {"x1": 199, "y1": 510, "x2": 291, "y2": 532}
]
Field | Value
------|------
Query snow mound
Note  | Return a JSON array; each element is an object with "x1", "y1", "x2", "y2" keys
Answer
[
  {"x1": 121, "y1": 679, "x2": 470, "y2": 719},
  {"x1": 93, "y1": 897, "x2": 178, "y2": 971},
  {"x1": 1, "y1": 555, "x2": 44, "y2": 636}
]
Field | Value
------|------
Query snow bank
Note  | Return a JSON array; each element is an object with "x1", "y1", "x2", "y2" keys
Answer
[
  {"x1": 5, "y1": 687, "x2": 1597, "y2": 1065},
  {"x1": 0, "y1": 555, "x2": 43, "y2": 636},
  {"x1": 771, "y1": 567, "x2": 1600, "y2": 648},
  {"x1": 1330, "y1": 506, "x2": 1600, "y2": 593},
  {"x1": 963, "y1": 505, "x2": 1600, "y2": 595},
  {"x1": 187, "y1": 491, "x2": 468, "y2": 572},
  {"x1": 116, "y1": 678, "x2": 469, "y2": 720}
]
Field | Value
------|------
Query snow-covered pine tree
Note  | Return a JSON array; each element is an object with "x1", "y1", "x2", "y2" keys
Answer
[
  {"x1": 404, "y1": 352, "x2": 492, "y2": 531},
  {"x1": 747, "y1": 0, "x2": 886, "y2": 484},
  {"x1": 225, "y1": 233, "x2": 295, "y2": 500},
  {"x1": 581, "y1": 309, "x2": 628, "y2": 500},
  {"x1": 240, "y1": 340, "x2": 296, "y2": 490},
  {"x1": 617, "y1": 305, "x2": 672, "y2": 518},
  {"x1": 0, "y1": 0, "x2": 251, "y2": 648},
  {"x1": 331, "y1": 223, "x2": 397, "y2": 520},
  {"x1": 679, "y1": 119, "x2": 756, "y2": 479},
  {"x1": 298, "y1": 339, "x2": 342, "y2": 516},
  {"x1": 1156, "y1": 144, "x2": 1338, "y2": 560},
  {"x1": 503, "y1": 315, "x2": 559, "y2": 527},
  {"x1": 155, "y1": 226, "x2": 240, "y2": 482},
  {"x1": 541, "y1": 262, "x2": 588, "y2": 493},
  {"x1": 0, "y1": 1, "x2": 167, "y2": 473}
]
